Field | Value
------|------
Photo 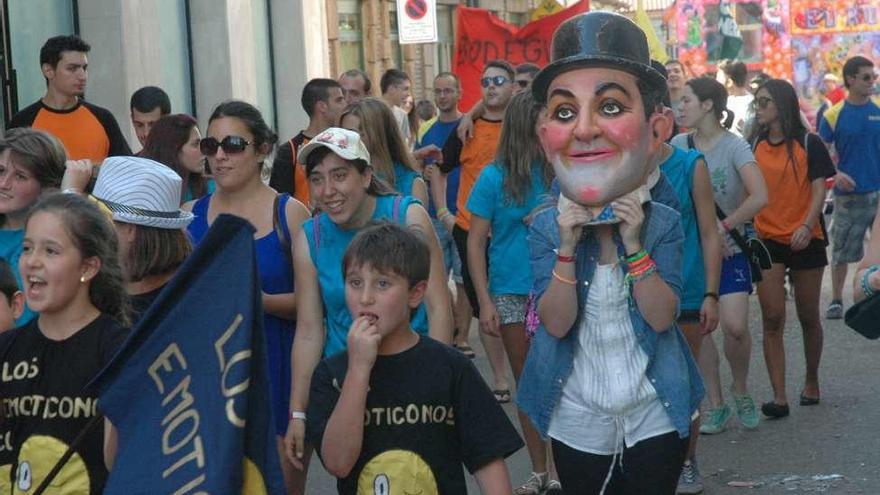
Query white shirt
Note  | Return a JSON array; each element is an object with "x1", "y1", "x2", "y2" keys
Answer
[
  {"x1": 548, "y1": 263, "x2": 675, "y2": 455},
  {"x1": 727, "y1": 93, "x2": 754, "y2": 138}
]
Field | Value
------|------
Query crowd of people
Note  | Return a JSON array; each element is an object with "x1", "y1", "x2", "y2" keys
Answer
[{"x1": 0, "y1": 13, "x2": 877, "y2": 494}]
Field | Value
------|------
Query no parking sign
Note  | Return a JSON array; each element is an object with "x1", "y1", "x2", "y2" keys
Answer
[{"x1": 396, "y1": 0, "x2": 438, "y2": 44}]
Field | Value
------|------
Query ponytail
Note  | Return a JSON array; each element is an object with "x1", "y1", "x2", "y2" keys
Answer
[{"x1": 721, "y1": 108, "x2": 735, "y2": 130}]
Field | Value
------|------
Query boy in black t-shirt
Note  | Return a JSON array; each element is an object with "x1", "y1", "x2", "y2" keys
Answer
[{"x1": 305, "y1": 222, "x2": 523, "y2": 494}]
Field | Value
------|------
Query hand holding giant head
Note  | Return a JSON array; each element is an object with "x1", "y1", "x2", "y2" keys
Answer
[{"x1": 532, "y1": 12, "x2": 672, "y2": 221}]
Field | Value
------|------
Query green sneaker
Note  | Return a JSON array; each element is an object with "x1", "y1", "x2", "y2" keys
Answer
[
  {"x1": 699, "y1": 404, "x2": 731, "y2": 434},
  {"x1": 734, "y1": 394, "x2": 759, "y2": 429}
]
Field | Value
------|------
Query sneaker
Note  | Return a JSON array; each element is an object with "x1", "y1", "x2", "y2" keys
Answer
[
  {"x1": 677, "y1": 459, "x2": 704, "y2": 494},
  {"x1": 545, "y1": 479, "x2": 563, "y2": 494},
  {"x1": 734, "y1": 394, "x2": 760, "y2": 429},
  {"x1": 699, "y1": 404, "x2": 731, "y2": 434},
  {"x1": 514, "y1": 471, "x2": 547, "y2": 495},
  {"x1": 826, "y1": 300, "x2": 843, "y2": 319}
]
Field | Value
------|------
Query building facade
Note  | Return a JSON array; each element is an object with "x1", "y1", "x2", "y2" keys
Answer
[{"x1": 0, "y1": 0, "x2": 668, "y2": 148}]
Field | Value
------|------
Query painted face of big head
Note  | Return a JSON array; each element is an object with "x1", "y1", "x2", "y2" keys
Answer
[{"x1": 539, "y1": 67, "x2": 669, "y2": 209}]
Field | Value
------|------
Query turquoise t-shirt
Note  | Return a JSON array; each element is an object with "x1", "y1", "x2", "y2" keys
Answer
[
  {"x1": 660, "y1": 146, "x2": 706, "y2": 311},
  {"x1": 0, "y1": 228, "x2": 35, "y2": 326},
  {"x1": 466, "y1": 162, "x2": 547, "y2": 296},
  {"x1": 304, "y1": 194, "x2": 429, "y2": 357},
  {"x1": 378, "y1": 162, "x2": 421, "y2": 198},
  {"x1": 182, "y1": 177, "x2": 216, "y2": 203}
]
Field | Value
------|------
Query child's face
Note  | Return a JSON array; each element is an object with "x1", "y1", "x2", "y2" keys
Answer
[
  {"x1": 344, "y1": 262, "x2": 425, "y2": 338},
  {"x1": 0, "y1": 291, "x2": 24, "y2": 332},
  {"x1": 20, "y1": 211, "x2": 99, "y2": 315}
]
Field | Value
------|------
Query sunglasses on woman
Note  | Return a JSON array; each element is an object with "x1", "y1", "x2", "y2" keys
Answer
[{"x1": 199, "y1": 136, "x2": 253, "y2": 156}]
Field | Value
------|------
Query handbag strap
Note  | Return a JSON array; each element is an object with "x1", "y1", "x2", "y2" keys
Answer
[{"x1": 714, "y1": 202, "x2": 751, "y2": 254}]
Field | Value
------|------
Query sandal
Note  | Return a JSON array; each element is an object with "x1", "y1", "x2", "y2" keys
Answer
[
  {"x1": 493, "y1": 389, "x2": 511, "y2": 404},
  {"x1": 454, "y1": 343, "x2": 475, "y2": 359}
]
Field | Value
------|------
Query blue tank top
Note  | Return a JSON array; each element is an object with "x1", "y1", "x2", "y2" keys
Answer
[
  {"x1": 660, "y1": 147, "x2": 707, "y2": 311},
  {"x1": 304, "y1": 194, "x2": 429, "y2": 357},
  {"x1": 187, "y1": 193, "x2": 295, "y2": 435}
]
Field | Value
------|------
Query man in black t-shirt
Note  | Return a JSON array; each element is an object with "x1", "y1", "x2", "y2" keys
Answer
[
  {"x1": 301, "y1": 223, "x2": 522, "y2": 494},
  {"x1": 270, "y1": 78, "x2": 346, "y2": 205}
]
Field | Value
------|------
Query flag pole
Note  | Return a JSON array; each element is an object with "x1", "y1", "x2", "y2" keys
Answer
[{"x1": 32, "y1": 414, "x2": 104, "y2": 495}]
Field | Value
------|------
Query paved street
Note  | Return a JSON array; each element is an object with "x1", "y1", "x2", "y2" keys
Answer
[{"x1": 306, "y1": 265, "x2": 880, "y2": 494}]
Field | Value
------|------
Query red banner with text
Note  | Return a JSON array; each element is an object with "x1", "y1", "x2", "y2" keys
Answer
[{"x1": 453, "y1": 1, "x2": 589, "y2": 110}]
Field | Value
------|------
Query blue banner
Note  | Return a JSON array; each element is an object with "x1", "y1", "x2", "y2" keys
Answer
[{"x1": 92, "y1": 214, "x2": 284, "y2": 494}]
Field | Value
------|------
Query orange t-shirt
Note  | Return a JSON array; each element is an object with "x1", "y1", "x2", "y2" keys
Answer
[
  {"x1": 9, "y1": 100, "x2": 131, "y2": 162},
  {"x1": 440, "y1": 118, "x2": 502, "y2": 231},
  {"x1": 754, "y1": 134, "x2": 835, "y2": 244},
  {"x1": 292, "y1": 138, "x2": 310, "y2": 206}
]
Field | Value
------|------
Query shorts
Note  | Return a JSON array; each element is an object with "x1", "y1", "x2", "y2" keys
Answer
[
  {"x1": 831, "y1": 192, "x2": 879, "y2": 264},
  {"x1": 764, "y1": 238, "x2": 828, "y2": 271},
  {"x1": 492, "y1": 294, "x2": 527, "y2": 325},
  {"x1": 432, "y1": 218, "x2": 463, "y2": 284},
  {"x1": 678, "y1": 309, "x2": 701, "y2": 324},
  {"x1": 719, "y1": 252, "x2": 753, "y2": 296}
]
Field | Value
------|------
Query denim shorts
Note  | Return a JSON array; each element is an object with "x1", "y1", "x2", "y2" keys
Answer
[
  {"x1": 492, "y1": 294, "x2": 527, "y2": 325},
  {"x1": 720, "y1": 252, "x2": 753, "y2": 296},
  {"x1": 432, "y1": 217, "x2": 462, "y2": 284},
  {"x1": 831, "y1": 192, "x2": 878, "y2": 264}
]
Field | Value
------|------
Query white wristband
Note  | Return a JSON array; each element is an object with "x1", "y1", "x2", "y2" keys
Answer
[{"x1": 289, "y1": 411, "x2": 306, "y2": 421}]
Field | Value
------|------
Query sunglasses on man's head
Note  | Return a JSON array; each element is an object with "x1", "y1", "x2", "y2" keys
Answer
[
  {"x1": 199, "y1": 136, "x2": 253, "y2": 156},
  {"x1": 480, "y1": 75, "x2": 510, "y2": 88}
]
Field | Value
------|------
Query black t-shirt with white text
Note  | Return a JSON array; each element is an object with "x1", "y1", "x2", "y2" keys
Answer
[
  {"x1": 0, "y1": 314, "x2": 127, "y2": 493},
  {"x1": 307, "y1": 335, "x2": 523, "y2": 494}
]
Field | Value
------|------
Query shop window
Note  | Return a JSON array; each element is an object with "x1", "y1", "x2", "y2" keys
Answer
[
  {"x1": 338, "y1": 0, "x2": 364, "y2": 70},
  {"x1": 704, "y1": 1, "x2": 763, "y2": 64}
]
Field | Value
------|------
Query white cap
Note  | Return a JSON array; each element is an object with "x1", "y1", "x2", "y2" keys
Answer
[{"x1": 296, "y1": 127, "x2": 371, "y2": 168}]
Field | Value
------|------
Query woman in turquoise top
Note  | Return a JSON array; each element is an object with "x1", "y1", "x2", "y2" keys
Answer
[
  {"x1": 654, "y1": 141, "x2": 723, "y2": 489},
  {"x1": 465, "y1": 91, "x2": 558, "y2": 494},
  {"x1": 141, "y1": 114, "x2": 216, "y2": 203},
  {"x1": 340, "y1": 97, "x2": 428, "y2": 205},
  {"x1": 0, "y1": 129, "x2": 67, "y2": 326},
  {"x1": 285, "y1": 127, "x2": 452, "y2": 474}
]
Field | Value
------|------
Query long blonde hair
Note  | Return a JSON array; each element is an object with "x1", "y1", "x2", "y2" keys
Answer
[
  {"x1": 341, "y1": 97, "x2": 419, "y2": 189},
  {"x1": 497, "y1": 91, "x2": 551, "y2": 204}
]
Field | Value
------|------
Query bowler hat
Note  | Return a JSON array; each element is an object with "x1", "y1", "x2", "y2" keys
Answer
[{"x1": 532, "y1": 11, "x2": 667, "y2": 103}]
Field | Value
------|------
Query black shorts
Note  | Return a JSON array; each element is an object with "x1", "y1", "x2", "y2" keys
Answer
[
  {"x1": 678, "y1": 310, "x2": 701, "y2": 324},
  {"x1": 764, "y1": 238, "x2": 828, "y2": 271}
]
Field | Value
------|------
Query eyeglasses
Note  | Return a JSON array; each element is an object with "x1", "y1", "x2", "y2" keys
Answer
[
  {"x1": 480, "y1": 75, "x2": 510, "y2": 88},
  {"x1": 755, "y1": 96, "x2": 774, "y2": 109},
  {"x1": 199, "y1": 136, "x2": 253, "y2": 156},
  {"x1": 516, "y1": 80, "x2": 530, "y2": 88}
]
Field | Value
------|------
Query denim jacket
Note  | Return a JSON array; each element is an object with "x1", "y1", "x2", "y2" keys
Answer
[{"x1": 517, "y1": 200, "x2": 705, "y2": 439}]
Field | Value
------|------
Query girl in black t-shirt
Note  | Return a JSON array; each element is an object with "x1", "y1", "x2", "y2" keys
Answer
[{"x1": 0, "y1": 193, "x2": 129, "y2": 494}]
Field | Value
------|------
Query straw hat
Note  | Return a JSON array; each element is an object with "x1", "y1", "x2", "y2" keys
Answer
[{"x1": 91, "y1": 156, "x2": 194, "y2": 229}]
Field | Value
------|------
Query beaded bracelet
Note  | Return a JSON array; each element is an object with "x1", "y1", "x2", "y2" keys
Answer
[{"x1": 860, "y1": 265, "x2": 880, "y2": 298}]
